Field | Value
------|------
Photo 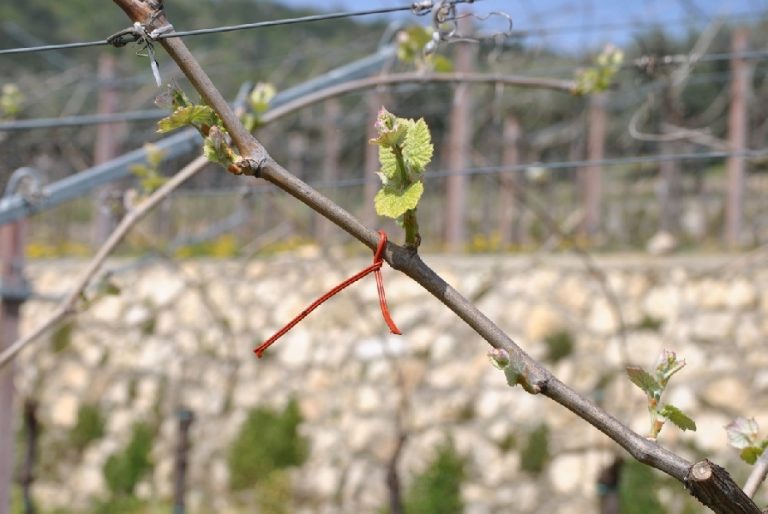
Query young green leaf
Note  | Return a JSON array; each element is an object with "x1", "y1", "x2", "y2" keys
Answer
[
  {"x1": 378, "y1": 146, "x2": 399, "y2": 182},
  {"x1": 625, "y1": 366, "x2": 662, "y2": 396},
  {"x1": 374, "y1": 182, "x2": 424, "y2": 219},
  {"x1": 157, "y1": 105, "x2": 219, "y2": 133},
  {"x1": 403, "y1": 118, "x2": 434, "y2": 174},
  {"x1": 503, "y1": 360, "x2": 526, "y2": 388},
  {"x1": 659, "y1": 405, "x2": 696, "y2": 432},
  {"x1": 725, "y1": 417, "x2": 760, "y2": 450},
  {"x1": 740, "y1": 446, "x2": 765, "y2": 465},
  {"x1": 203, "y1": 126, "x2": 236, "y2": 166},
  {"x1": 370, "y1": 108, "x2": 408, "y2": 147}
]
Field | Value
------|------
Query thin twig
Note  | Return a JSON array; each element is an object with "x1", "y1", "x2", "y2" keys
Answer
[
  {"x1": 743, "y1": 447, "x2": 768, "y2": 498},
  {"x1": 0, "y1": 155, "x2": 207, "y2": 369},
  {"x1": 262, "y1": 72, "x2": 577, "y2": 123}
]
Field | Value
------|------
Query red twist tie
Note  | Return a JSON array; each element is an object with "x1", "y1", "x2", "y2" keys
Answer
[{"x1": 254, "y1": 230, "x2": 401, "y2": 358}]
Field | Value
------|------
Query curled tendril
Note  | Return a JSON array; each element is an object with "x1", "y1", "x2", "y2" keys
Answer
[{"x1": 424, "y1": 2, "x2": 514, "y2": 56}]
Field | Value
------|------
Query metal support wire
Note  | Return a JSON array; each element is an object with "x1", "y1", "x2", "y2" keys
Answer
[{"x1": 0, "y1": 46, "x2": 396, "y2": 225}]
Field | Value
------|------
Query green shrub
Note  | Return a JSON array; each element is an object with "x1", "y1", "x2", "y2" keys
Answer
[
  {"x1": 70, "y1": 404, "x2": 106, "y2": 452},
  {"x1": 619, "y1": 460, "x2": 700, "y2": 514},
  {"x1": 51, "y1": 321, "x2": 74, "y2": 353},
  {"x1": 103, "y1": 423, "x2": 154, "y2": 496},
  {"x1": 520, "y1": 423, "x2": 550, "y2": 474},
  {"x1": 636, "y1": 315, "x2": 663, "y2": 332},
  {"x1": 543, "y1": 329, "x2": 574, "y2": 364},
  {"x1": 254, "y1": 470, "x2": 293, "y2": 514},
  {"x1": 228, "y1": 398, "x2": 308, "y2": 491},
  {"x1": 402, "y1": 440, "x2": 465, "y2": 514}
]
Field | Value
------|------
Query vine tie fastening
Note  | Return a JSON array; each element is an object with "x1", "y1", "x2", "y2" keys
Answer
[{"x1": 254, "y1": 230, "x2": 401, "y2": 359}]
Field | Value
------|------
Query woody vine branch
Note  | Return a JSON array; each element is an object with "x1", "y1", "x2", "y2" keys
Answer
[{"x1": 111, "y1": 1, "x2": 761, "y2": 512}]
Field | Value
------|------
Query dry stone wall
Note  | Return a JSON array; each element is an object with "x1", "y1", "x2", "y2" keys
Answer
[{"x1": 14, "y1": 251, "x2": 768, "y2": 512}]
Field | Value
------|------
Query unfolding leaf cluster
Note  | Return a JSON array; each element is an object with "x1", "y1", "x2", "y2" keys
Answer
[
  {"x1": 625, "y1": 350, "x2": 696, "y2": 438},
  {"x1": 369, "y1": 107, "x2": 433, "y2": 220},
  {"x1": 726, "y1": 417, "x2": 768, "y2": 464}
]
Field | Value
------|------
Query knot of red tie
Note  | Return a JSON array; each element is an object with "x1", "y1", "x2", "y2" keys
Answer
[{"x1": 254, "y1": 230, "x2": 401, "y2": 359}]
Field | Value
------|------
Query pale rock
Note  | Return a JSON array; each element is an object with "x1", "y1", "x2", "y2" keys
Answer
[
  {"x1": 211, "y1": 460, "x2": 229, "y2": 492},
  {"x1": 104, "y1": 381, "x2": 129, "y2": 406},
  {"x1": 606, "y1": 332, "x2": 662, "y2": 367},
  {"x1": 465, "y1": 501, "x2": 492, "y2": 514},
  {"x1": 124, "y1": 304, "x2": 152, "y2": 327},
  {"x1": 59, "y1": 361, "x2": 89, "y2": 392},
  {"x1": 430, "y1": 334, "x2": 457, "y2": 363},
  {"x1": 691, "y1": 312, "x2": 734, "y2": 341},
  {"x1": 726, "y1": 279, "x2": 756, "y2": 308},
  {"x1": 485, "y1": 453, "x2": 521, "y2": 487},
  {"x1": 643, "y1": 285, "x2": 681, "y2": 321},
  {"x1": 75, "y1": 465, "x2": 104, "y2": 496},
  {"x1": 134, "y1": 378, "x2": 159, "y2": 413},
  {"x1": 348, "y1": 419, "x2": 393, "y2": 460},
  {"x1": 528, "y1": 269, "x2": 560, "y2": 294},
  {"x1": 427, "y1": 355, "x2": 487, "y2": 389},
  {"x1": 310, "y1": 465, "x2": 341, "y2": 496},
  {"x1": 80, "y1": 342, "x2": 104, "y2": 367},
  {"x1": 364, "y1": 359, "x2": 393, "y2": 382},
  {"x1": 355, "y1": 386, "x2": 381, "y2": 414},
  {"x1": 666, "y1": 385, "x2": 698, "y2": 412},
  {"x1": 138, "y1": 338, "x2": 174, "y2": 369},
  {"x1": 135, "y1": 481, "x2": 152, "y2": 499},
  {"x1": 340, "y1": 461, "x2": 376, "y2": 501},
  {"x1": 89, "y1": 295, "x2": 123, "y2": 323},
  {"x1": 185, "y1": 385, "x2": 224, "y2": 415},
  {"x1": 735, "y1": 315, "x2": 761, "y2": 349},
  {"x1": 384, "y1": 275, "x2": 425, "y2": 300},
  {"x1": 682, "y1": 202, "x2": 707, "y2": 238},
  {"x1": 355, "y1": 335, "x2": 406, "y2": 361},
  {"x1": 587, "y1": 297, "x2": 620, "y2": 335},
  {"x1": 50, "y1": 393, "x2": 79, "y2": 427},
  {"x1": 107, "y1": 408, "x2": 134, "y2": 435},
  {"x1": 755, "y1": 370, "x2": 768, "y2": 391},
  {"x1": 525, "y1": 304, "x2": 562, "y2": 341},
  {"x1": 175, "y1": 291, "x2": 210, "y2": 327},
  {"x1": 506, "y1": 390, "x2": 542, "y2": 421},
  {"x1": 693, "y1": 279, "x2": 728, "y2": 309},
  {"x1": 154, "y1": 457, "x2": 174, "y2": 497},
  {"x1": 454, "y1": 428, "x2": 499, "y2": 471},
  {"x1": 137, "y1": 269, "x2": 185, "y2": 307},
  {"x1": 277, "y1": 328, "x2": 313, "y2": 368},
  {"x1": 549, "y1": 452, "x2": 608, "y2": 496},
  {"x1": 487, "y1": 420, "x2": 514, "y2": 445},
  {"x1": 646, "y1": 231, "x2": 677, "y2": 255},
  {"x1": 399, "y1": 359, "x2": 427, "y2": 392},
  {"x1": 502, "y1": 481, "x2": 538, "y2": 511},
  {"x1": 690, "y1": 412, "x2": 731, "y2": 452},
  {"x1": 554, "y1": 274, "x2": 590, "y2": 312},
  {"x1": 476, "y1": 388, "x2": 509, "y2": 419},
  {"x1": 701, "y1": 377, "x2": 749, "y2": 411},
  {"x1": 462, "y1": 483, "x2": 492, "y2": 509},
  {"x1": 310, "y1": 427, "x2": 341, "y2": 457}
]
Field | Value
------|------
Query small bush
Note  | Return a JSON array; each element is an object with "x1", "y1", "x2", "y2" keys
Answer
[
  {"x1": 402, "y1": 440, "x2": 465, "y2": 514},
  {"x1": 520, "y1": 423, "x2": 550, "y2": 474},
  {"x1": 70, "y1": 404, "x2": 106, "y2": 452},
  {"x1": 636, "y1": 315, "x2": 663, "y2": 332},
  {"x1": 543, "y1": 329, "x2": 574, "y2": 364},
  {"x1": 103, "y1": 423, "x2": 154, "y2": 496},
  {"x1": 228, "y1": 398, "x2": 308, "y2": 491},
  {"x1": 51, "y1": 321, "x2": 74, "y2": 353}
]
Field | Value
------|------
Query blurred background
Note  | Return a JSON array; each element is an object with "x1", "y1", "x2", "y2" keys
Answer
[{"x1": 1, "y1": 1, "x2": 767, "y2": 513}]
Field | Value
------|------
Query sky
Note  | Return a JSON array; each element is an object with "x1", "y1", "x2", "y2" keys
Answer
[{"x1": 276, "y1": 0, "x2": 760, "y2": 52}]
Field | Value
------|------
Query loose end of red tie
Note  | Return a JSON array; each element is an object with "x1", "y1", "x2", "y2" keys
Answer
[{"x1": 254, "y1": 230, "x2": 401, "y2": 359}]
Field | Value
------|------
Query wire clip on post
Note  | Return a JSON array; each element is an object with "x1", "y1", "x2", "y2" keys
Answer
[
  {"x1": 254, "y1": 231, "x2": 401, "y2": 359},
  {"x1": 107, "y1": 18, "x2": 174, "y2": 87}
]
